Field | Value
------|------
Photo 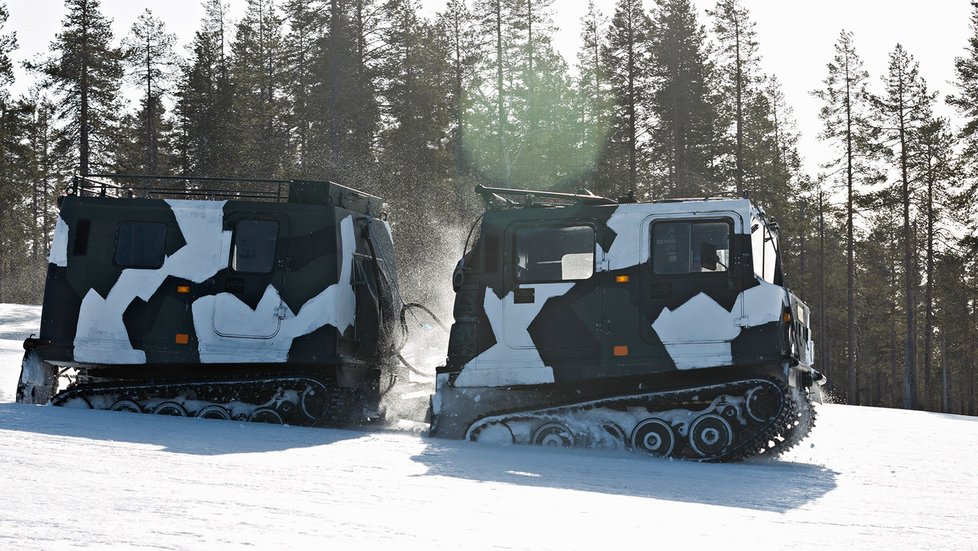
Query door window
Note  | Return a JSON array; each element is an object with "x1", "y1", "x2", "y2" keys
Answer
[
  {"x1": 514, "y1": 225, "x2": 595, "y2": 283},
  {"x1": 232, "y1": 220, "x2": 279, "y2": 273},
  {"x1": 652, "y1": 221, "x2": 730, "y2": 274}
]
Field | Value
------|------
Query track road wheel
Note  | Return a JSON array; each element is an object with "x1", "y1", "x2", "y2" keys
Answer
[
  {"x1": 631, "y1": 418, "x2": 676, "y2": 458},
  {"x1": 109, "y1": 400, "x2": 142, "y2": 414},
  {"x1": 196, "y1": 405, "x2": 231, "y2": 420},
  {"x1": 689, "y1": 414, "x2": 734, "y2": 458},
  {"x1": 746, "y1": 385, "x2": 780, "y2": 422},
  {"x1": 250, "y1": 408, "x2": 284, "y2": 424},
  {"x1": 532, "y1": 422, "x2": 574, "y2": 448},
  {"x1": 152, "y1": 402, "x2": 187, "y2": 416},
  {"x1": 472, "y1": 423, "x2": 515, "y2": 445},
  {"x1": 598, "y1": 422, "x2": 628, "y2": 450},
  {"x1": 300, "y1": 385, "x2": 329, "y2": 422}
]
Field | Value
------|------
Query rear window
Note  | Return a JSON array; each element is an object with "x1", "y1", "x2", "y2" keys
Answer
[
  {"x1": 232, "y1": 220, "x2": 279, "y2": 273},
  {"x1": 115, "y1": 222, "x2": 167, "y2": 269}
]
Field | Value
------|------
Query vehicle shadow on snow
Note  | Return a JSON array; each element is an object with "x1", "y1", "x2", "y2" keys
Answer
[
  {"x1": 0, "y1": 402, "x2": 366, "y2": 455},
  {"x1": 411, "y1": 439, "x2": 839, "y2": 512}
]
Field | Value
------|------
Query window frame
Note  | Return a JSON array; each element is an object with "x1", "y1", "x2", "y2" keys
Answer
[
  {"x1": 113, "y1": 221, "x2": 168, "y2": 270},
  {"x1": 230, "y1": 218, "x2": 281, "y2": 275},
  {"x1": 510, "y1": 222, "x2": 597, "y2": 284},
  {"x1": 650, "y1": 218, "x2": 734, "y2": 277}
]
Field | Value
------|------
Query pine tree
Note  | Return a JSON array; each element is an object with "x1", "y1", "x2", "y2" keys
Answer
[
  {"x1": 648, "y1": 0, "x2": 720, "y2": 198},
  {"x1": 175, "y1": 0, "x2": 236, "y2": 176},
  {"x1": 439, "y1": 0, "x2": 480, "y2": 179},
  {"x1": 306, "y1": 0, "x2": 380, "y2": 181},
  {"x1": 34, "y1": 0, "x2": 123, "y2": 174},
  {"x1": 949, "y1": 1, "x2": 978, "y2": 177},
  {"x1": 813, "y1": 30, "x2": 880, "y2": 405},
  {"x1": 600, "y1": 0, "x2": 652, "y2": 199},
  {"x1": 708, "y1": 0, "x2": 761, "y2": 196},
  {"x1": 231, "y1": 0, "x2": 289, "y2": 178},
  {"x1": 0, "y1": 1, "x2": 23, "y2": 302},
  {"x1": 916, "y1": 117, "x2": 957, "y2": 410},
  {"x1": 282, "y1": 0, "x2": 325, "y2": 175},
  {"x1": 121, "y1": 9, "x2": 177, "y2": 175},
  {"x1": 379, "y1": 0, "x2": 452, "y2": 185},
  {"x1": 875, "y1": 44, "x2": 933, "y2": 410},
  {"x1": 573, "y1": 1, "x2": 611, "y2": 192}
]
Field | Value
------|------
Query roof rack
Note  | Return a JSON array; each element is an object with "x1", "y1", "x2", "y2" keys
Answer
[
  {"x1": 74, "y1": 174, "x2": 298, "y2": 201},
  {"x1": 475, "y1": 184, "x2": 617, "y2": 207},
  {"x1": 71, "y1": 174, "x2": 385, "y2": 217}
]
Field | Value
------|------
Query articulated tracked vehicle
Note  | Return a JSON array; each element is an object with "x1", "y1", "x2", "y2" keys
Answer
[
  {"x1": 18, "y1": 175, "x2": 405, "y2": 426},
  {"x1": 18, "y1": 176, "x2": 822, "y2": 461}
]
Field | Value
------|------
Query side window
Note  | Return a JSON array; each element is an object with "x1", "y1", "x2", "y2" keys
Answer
[
  {"x1": 514, "y1": 225, "x2": 595, "y2": 283},
  {"x1": 232, "y1": 220, "x2": 279, "y2": 273},
  {"x1": 115, "y1": 222, "x2": 167, "y2": 269},
  {"x1": 751, "y1": 215, "x2": 778, "y2": 283},
  {"x1": 652, "y1": 221, "x2": 730, "y2": 274}
]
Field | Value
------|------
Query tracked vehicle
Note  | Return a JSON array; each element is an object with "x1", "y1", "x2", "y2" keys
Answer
[
  {"x1": 430, "y1": 185, "x2": 822, "y2": 460},
  {"x1": 19, "y1": 177, "x2": 821, "y2": 461},
  {"x1": 18, "y1": 175, "x2": 405, "y2": 426}
]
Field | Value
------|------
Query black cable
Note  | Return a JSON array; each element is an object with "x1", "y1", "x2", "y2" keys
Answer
[
  {"x1": 397, "y1": 353, "x2": 436, "y2": 378},
  {"x1": 401, "y1": 302, "x2": 450, "y2": 334},
  {"x1": 461, "y1": 213, "x2": 485, "y2": 260}
]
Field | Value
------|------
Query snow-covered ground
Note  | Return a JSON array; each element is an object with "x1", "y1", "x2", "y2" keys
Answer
[{"x1": 1, "y1": 303, "x2": 976, "y2": 550}]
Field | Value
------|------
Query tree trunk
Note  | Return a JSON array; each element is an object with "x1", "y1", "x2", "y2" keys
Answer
[
  {"x1": 844, "y1": 51, "x2": 857, "y2": 406},
  {"x1": 80, "y1": 0, "x2": 91, "y2": 175},
  {"x1": 733, "y1": 12, "x2": 743, "y2": 195},
  {"x1": 924, "y1": 150, "x2": 935, "y2": 410},
  {"x1": 897, "y1": 74, "x2": 917, "y2": 410}
]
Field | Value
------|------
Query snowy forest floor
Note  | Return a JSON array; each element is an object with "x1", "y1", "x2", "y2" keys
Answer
[{"x1": 1, "y1": 304, "x2": 976, "y2": 550}]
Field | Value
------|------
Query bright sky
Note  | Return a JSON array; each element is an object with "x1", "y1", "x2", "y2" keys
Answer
[{"x1": 5, "y1": 0, "x2": 974, "y2": 177}]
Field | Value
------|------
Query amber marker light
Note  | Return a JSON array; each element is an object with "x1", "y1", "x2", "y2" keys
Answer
[
  {"x1": 613, "y1": 345, "x2": 629, "y2": 357},
  {"x1": 176, "y1": 285, "x2": 191, "y2": 294},
  {"x1": 615, "y1": 275, "x2": 630, "y2": 283},
  {"x1": 782, "y1": 311, "x2": 792, "y2": 324},
  {"x1": 175, "y1": 334, "x2": 190, "y2": 345}
]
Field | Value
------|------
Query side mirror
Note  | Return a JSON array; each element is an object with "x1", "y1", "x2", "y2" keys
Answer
[{"x1": 700, "y1": 242, "x2": 720, "y2": 271}]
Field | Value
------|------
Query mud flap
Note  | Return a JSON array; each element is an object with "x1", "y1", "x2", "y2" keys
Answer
[{"x1": 16, "y1": 349, "x2": 59, "y2": 405}]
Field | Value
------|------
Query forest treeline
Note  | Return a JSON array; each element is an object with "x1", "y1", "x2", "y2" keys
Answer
[{"x1": 0, "y1": 0, "x2": 976, "y2": 416}]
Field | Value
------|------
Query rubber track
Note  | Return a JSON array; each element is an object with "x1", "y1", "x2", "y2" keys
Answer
[
  {"x1": 465, "y1": 378, "x2": 802, "y2": 462},
  {"x1": 766, "y1": 388, "x2": 817, "y2": 458},
  {"x1": 50, "y1": 375, "x2": 361, "y2": 428}
]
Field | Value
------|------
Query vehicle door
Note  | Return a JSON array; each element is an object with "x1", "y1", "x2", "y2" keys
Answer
[
  {"x1": 212, "y1": 213, "x2": 290, "y2": 339},
  {"x1": 642, "y1": 213, "x2": 743, "y2": 370},
  {"x1": 502, "y1": 220, "x2": 603, "y2": 363}
]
